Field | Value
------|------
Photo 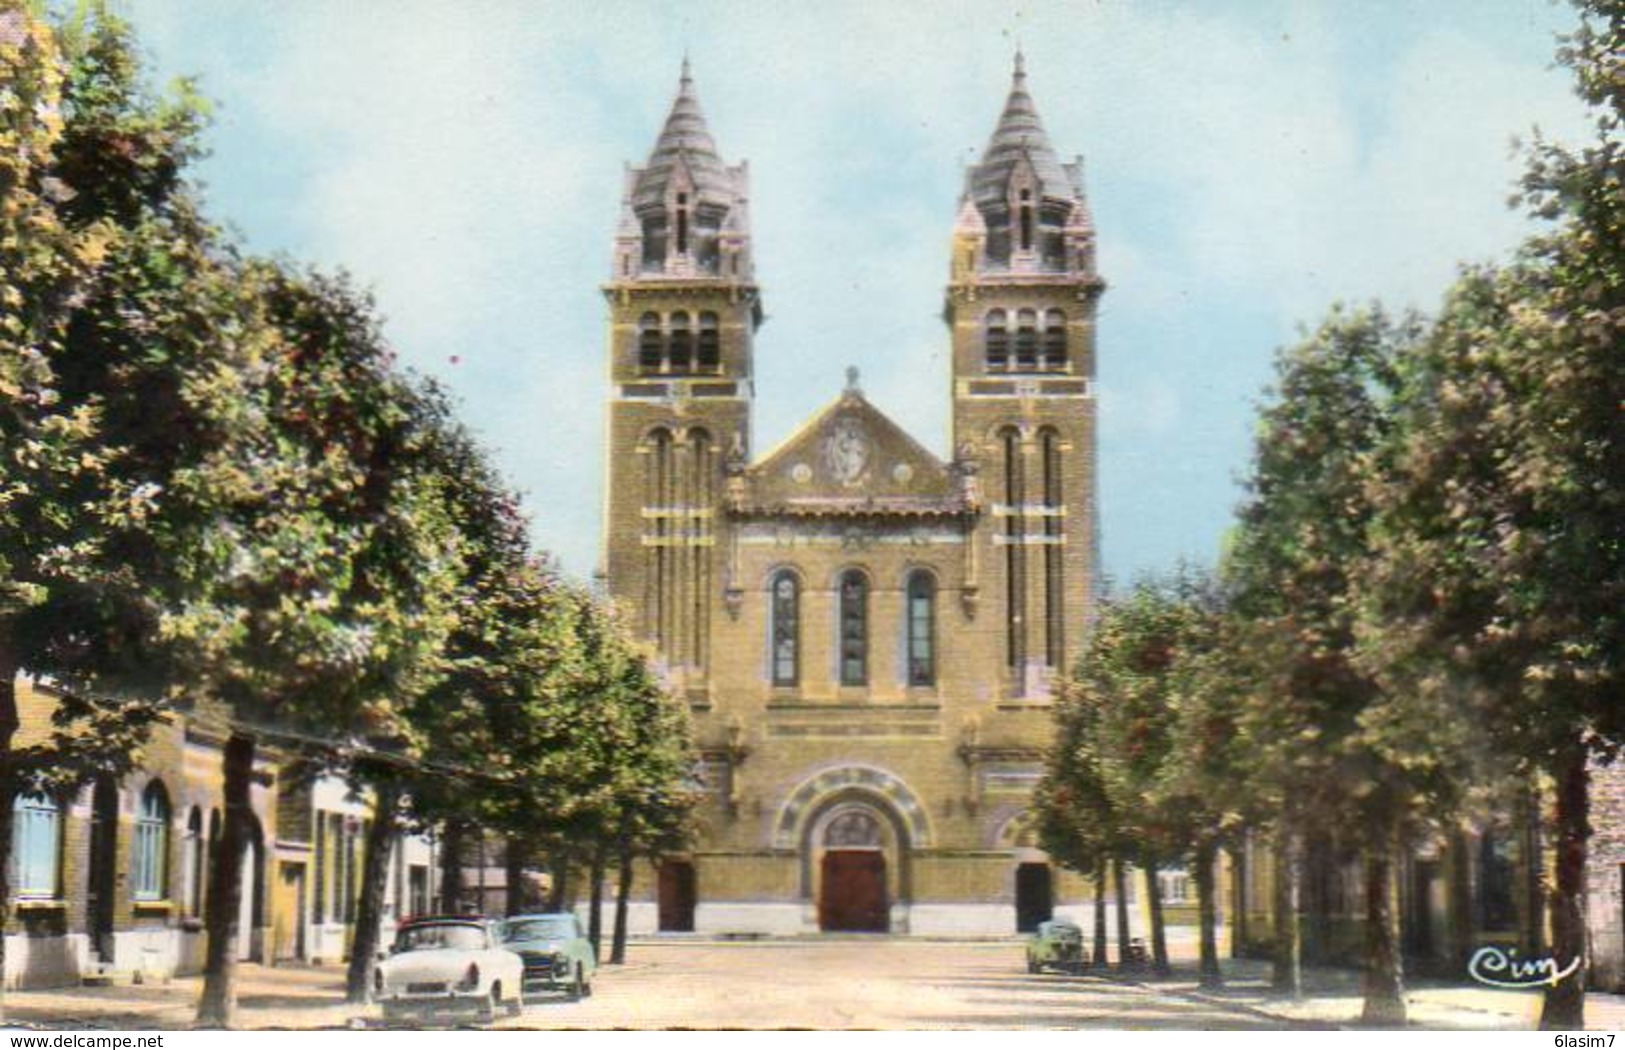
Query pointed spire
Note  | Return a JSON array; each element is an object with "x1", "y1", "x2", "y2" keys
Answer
[
  {"x1": 968, "y1": 52, "x2": 1074, "y2": 208},
  {"x1": 633, "y1": 58, "x2": 730, "y2": 209}
]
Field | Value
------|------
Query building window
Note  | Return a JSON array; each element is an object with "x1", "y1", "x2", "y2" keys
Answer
[
  {"x1": 676, "y1": 192, "x2": 690, "y2": 255},
  {"x1": 10, "y1": 794, "x2": 62, "y2": 898},
  {"x1": 1041, "y1": 428, "x2": 1064, "y2": 667},
  {"x1": 770, "y1": 571, "x2": 800, "y2": 687},
  {"x1": 184, "y1": 807, "x2": 204, "y2": 917},
  {"x1": 132, "y1": 781, "x2": 170, "y2": 901},
  {"x1": 1019, "y1": 188, "x2": 1034, "y2": 252},
  {"x1": 638, "y1": 312, "x2": 663, "y2": 373},
  {"x1": 838, "y1": 570, "x2": 869, "y2": 687},
  {"x1": 669, "y1": 312, "x2": 693, "y2": 373},
  {"x1": 1158, "y1": 870, "x2": 1190, "y2": 903},
  {"x1": 985, "y1": 310, "x2": 1009, "y2": 371},
  {"x1": 1015, "y1": 309, "x2": 1038, "y2": 370},
  {"x1": 906, "y1": 571, "x2": 936, "y2": 687},
  {"x1": 1003, "y1": 427, "x2": 1026, "y2": 669},
  {"x1": 1042, "y1": 310, "x2": 1067, "y2": 371},
  {"x1": 698, "y1": 312, "x2": 720, "y2": 373}
]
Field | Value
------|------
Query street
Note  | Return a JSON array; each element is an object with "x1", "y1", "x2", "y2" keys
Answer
[
  {"x1": 21, "y1": 936, "x2": 1616, "y2": 1031},
  {"x1": 2, "y1": 940, "x2": 1304, "y2": 1030}
]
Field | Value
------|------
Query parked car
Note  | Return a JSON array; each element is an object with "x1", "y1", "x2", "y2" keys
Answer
[
  {"x1": 500, "y1": 913, "x2": 597, "y2": 999},
  {"x1": 1026, "y1": 919, "x2": 1086, "y2": 974},
  {"x1": 375, "y1": 916, "x2": 525, "y2": 1023}
]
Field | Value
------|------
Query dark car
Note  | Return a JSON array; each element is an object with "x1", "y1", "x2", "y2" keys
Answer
[{"x1": 500, "y1": 913, "x2": 596, "y2": 999}]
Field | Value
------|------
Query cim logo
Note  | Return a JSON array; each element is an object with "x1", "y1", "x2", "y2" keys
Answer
[{"x1": 1467, "y1": 945, "x2": 1581, "y2": 989}]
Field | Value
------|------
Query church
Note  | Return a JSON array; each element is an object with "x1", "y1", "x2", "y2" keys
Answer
[{"x1": 600, "y1": 55, "x2": 1102, "y2": 936}]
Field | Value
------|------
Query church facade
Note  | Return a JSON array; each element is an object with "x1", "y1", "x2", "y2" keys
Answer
[{"x1": 600, "y1": 57, "x2": 1103, "y2": 936}]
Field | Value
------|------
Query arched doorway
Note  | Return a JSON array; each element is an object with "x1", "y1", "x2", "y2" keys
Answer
[
  {"x1": 86, "y1": 776, "x2": 118, "y2": 964},
  {"x1": 657, "y1": 860, "x2": 696, "y2": 932},
  {"x1": 816, "y1": 807, "x2": 890, "y2": 933},
  {"x1": 1015, "y1": 862, "x2": 1054, "y2": 933}
]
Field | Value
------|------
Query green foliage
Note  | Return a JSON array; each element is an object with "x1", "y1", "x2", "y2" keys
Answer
[{"x1": 1036, "y1": 568, "x2": 1236, "y2": 872}]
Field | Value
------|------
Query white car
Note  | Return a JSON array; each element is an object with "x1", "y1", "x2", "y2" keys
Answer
[{"x1": 375, "y1": 916, "x2": 525, "y2": 1023}]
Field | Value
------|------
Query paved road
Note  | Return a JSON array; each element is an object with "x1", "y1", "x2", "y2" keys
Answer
[
  {"x1": 5, "y1": 940, "x2": 1300, "y2": 1030},
  {"x1": 501, "y1": 940, "x2": 1299, "y2": 1029}
]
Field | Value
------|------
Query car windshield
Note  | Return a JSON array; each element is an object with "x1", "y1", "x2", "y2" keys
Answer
[
  {"x1": 502, "y1": 917, "x2": 576, "y2": 942},
  {"x1": 394, "y1": 923, "x2": 488, "y2": 953}
]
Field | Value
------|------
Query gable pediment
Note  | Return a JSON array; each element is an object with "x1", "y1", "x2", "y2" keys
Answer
[{"x1": 738, "y1": 390, "x2": 967, "y2": 517}]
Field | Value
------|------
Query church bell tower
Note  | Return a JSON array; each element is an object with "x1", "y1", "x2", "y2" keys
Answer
[
  {"x1": 947, "y1": 53, "x2": 1104, "y2": 697},
  {"x1": 602, "y1": 60, "x2": 761, "y2": 696}
]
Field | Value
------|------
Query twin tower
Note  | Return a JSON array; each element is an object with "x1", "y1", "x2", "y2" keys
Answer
[{"x1": 600, "y1": 55, "x2": 1103, "y2": 936}]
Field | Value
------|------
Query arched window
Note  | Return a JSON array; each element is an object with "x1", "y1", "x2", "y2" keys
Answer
[
  {"x1": 669, "y1": 312, "x2": 693, "y2": 373},
  {"x1": 132, "y1": 781, "x2": 170, "y2": 901},
  {"x1": 1042, "y1": 310, "x2": 1067, "y2": 371},
  {"x1": 906, "y1": 571, "x2": 936, "y2": 687},
  {"x1": 11, "y1": 794, "x2": 62, "y2": 898},
  {"x1": 698, "y1": 312, "x2": 720, "y2": 373},
  {"x1": 1002, "y1": 427, "x2": 1026, "y2": 669},
  {"x1": 770, "y1": 571, "x2": 800, "y2": 687},
  {"x1": 638, "y1": 312, "x2": 663, "y2": 373},
  {"x1": 647, "y1": 428, "x2": 675, "y2": 647},
  {"x1": 985, "y1": 310, "x2": 1009, "y2": 371},
  {"x1": 185, "y1": 807, "x2": 204, "y2": 917},
  {"x1": 1041, "y1": 428, "x2": 1065, "y2": 667},
  {"x1": 1015, "y1": 309, "x2": 1038, "y2": 370},
  {"x1": 838, "y1": 570, "x2": 869, "y2": 687},
  {"x1": 1019, "y1": 189, "x2": 1034, "y2": 252},
  {"x1": 675, "y1": 192, "x2": 690, "y2": 255}
]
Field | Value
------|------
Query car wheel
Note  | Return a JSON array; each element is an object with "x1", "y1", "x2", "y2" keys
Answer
[
  {"x1": 506, "y1": 985, "x2": 525, "y2": 1018},
  {"x1": 479, "y1": 984, "x2": 500, "y2": 1024},
  {"x1": 582, "y1": 972, "x2": 593, "y2": 999},
  {"x1": 1026, "y1": 957, "x2": 1038, "y2": 975},
  {"x1": 568, "y1": 965, "x2": 585, "y2": 1001}
]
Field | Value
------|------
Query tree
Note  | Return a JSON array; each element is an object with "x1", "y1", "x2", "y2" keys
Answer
[
  {"x1": 1359, "y1": 3, "x2": 1623, "y2": 1028},
  {"x1": 1034, "y1": 643, "x2": 1131, "y2": 966},
  {"x1": 1229, "y1": 307, "x2": 1466, "y2": 1024},
  {"x1": 1037, "y1": 570, "x2": 1239, "y2": 979},
  {"x1": 151, "y1": 264, "x2": 461, "y2": 1026},
  {"x1": 1, "y1": 5, "x2": 209, "y2": 1015}
]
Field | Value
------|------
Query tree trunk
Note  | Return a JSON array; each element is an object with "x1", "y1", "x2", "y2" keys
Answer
[
  {"x1": 588, "y1": 848, "x2": 606, "y2": 961},
  {"x1": 1271, "y1": 827, "x2": 1301, "y2": 997},
  {"x1": 1195, "y1": 840, "x2": 1221, "y2": 987},
  {"x1": 1446, "y1": 825, "x2": 1473, "y2": 971},
  {"x1": 1231, "y1": 842, "x2": 1247, "y2": 959},
  {"x1": 197, "y1": 732, "x2": 255, "y2": 1027},
  {"x1": 610, "y1": 846, "x2": 633, "y2": 965},
  {"x1": 345, "y1": 780, "x2": 402, "y2": 1004},
  {"x1": 547, "y1": 854, "x2": 572, "y2": 912},
  {"x1": 1091, "y1": 858, "x2": 1108, "y2": 968},
  {"x1": 0, "y1": 627, "x2": 19, "y2": 1024},
  {"x1": 1539, "y1": 743, "x2": 1588, "y2": 1030},
  {"x1": 438, "y1": 820, "x2": 465, "y2": 913},
  {"x1": 1112, "y1": 858, "x2": 1131, "y2": 968},
  {"x1": 1359, "y1": 834, "x2": 1405, "y2": 1026},
  {"x1": 1143, "y1": 855, "x2": 1170, "y2": 977},
  {"x1": 504, "y1": 837, "x2": 527, "y2": 918},
  {"x1": 1518, "y1": 781, "x2": 1547, "y2": 959}
]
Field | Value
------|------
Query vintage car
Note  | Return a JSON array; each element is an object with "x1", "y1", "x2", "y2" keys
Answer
[
  {"x1": 500, "y1": 912, "x2": 597, "y2": 999},
  {"x1": 1025, "y1": 919, "x2": 1087, "y2": 974},
  {"x1": 375, "y1": 916, "x2": 526, "y2": 1023}
]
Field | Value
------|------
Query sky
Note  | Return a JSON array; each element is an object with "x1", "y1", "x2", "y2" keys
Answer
[{"x1": 115, "y1": 0, "x2": 1591, "y2": 587}]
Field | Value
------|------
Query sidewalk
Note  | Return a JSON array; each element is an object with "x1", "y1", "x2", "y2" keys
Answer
[{"x1": 1122, "y1": 957, "x2": 1625, "y2": 1031}]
